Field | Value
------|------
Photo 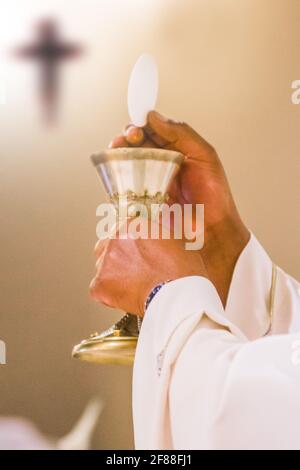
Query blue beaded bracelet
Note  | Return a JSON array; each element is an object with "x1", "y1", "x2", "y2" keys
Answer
[{"x1": 144, "y1": 281, "x2": 170, "y2": 313}]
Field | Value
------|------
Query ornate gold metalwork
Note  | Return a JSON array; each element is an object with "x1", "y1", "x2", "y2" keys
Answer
[
  {"x1": 72, "y1": 314, "x2": 139, "y2": 366},
  {"x1": 263, "y1": 263, "x2": 278, "y2": 336}
]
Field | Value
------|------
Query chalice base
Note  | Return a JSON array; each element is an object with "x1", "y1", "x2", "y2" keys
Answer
[{"x1": 72, "y1": 313, "x2": 139, "y2": 366}]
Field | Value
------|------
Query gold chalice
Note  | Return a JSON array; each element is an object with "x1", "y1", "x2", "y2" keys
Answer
[{"x1": 72, "y1": 147, "x2": 184, "y2": 365}]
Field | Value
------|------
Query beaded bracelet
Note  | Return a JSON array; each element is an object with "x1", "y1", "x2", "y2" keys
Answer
[{"x1": 144, "y1": 281, "x2": 171, "y2": 313}]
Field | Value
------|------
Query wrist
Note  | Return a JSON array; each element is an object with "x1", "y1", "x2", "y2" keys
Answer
[
  {"x1": 206, "y1": 215, "x2": 249, "y2": 256},
  {"x1": 203, "y1": 216, "x2": 250, "y2": 305},
  {"x1": 140, "y1": 268, "x2": 208, "y2": 316}
]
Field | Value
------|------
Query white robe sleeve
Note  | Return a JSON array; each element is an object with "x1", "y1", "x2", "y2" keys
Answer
[
  {"x1": 133, "y1": 272, "x2": 300, "y2": 449},
  {"x1": 169, "y1": 315, "x2": 300, "y2": 450},
  {"x1": 225, "y1": 234, "x2": 300, "y2": 337}
]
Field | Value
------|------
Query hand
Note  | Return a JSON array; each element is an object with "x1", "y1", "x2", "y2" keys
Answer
[
  {"x1": 89, "y1": 226, "x2": 207, "y2": 316},
  {"x1": 109, "y1": 112, "x2": 250, "y2": 304}
]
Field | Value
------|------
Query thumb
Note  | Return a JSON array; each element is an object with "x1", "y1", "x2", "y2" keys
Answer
[{"x1": 146, "y1": 110, "x2": 216, "y2": 163}]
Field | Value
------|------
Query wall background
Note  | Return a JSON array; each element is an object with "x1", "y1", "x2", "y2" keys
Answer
[{"x1": 0, "y1": 0, "x2": 299, "y2": 449}]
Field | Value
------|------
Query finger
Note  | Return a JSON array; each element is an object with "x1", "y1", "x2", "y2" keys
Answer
[
  {"x1": 110, "y1": 129, "x2": 158, "y2": 149},
  {"x1": 147, "y1": 110, "x2": 217, "y2": 163},
  {"x1": 123, "y1": 124, "x2": 159, "y2": 148},
  {"x1": 143, "y1": 124, "x2": 169, "y2": 148},
  {"x1": 95, "y1": 251, "x2": 106, "y2": 270},
  {"x1": 139, "y1": 138, "x2": 159, "y2": 148},
  {"x1": 124, "y1": 125, "x2": 145, "y2": 146},
  {"x1": 108, "y1": 135, "x2": 129, "y2": 149},
  {"x1": 94, "y1": 238, "x2": 109, "y2": 258}
]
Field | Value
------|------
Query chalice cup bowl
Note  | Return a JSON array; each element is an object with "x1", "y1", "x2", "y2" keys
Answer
[{"x1": 72, "y1": 147, "x2": 184, "y2": 366}]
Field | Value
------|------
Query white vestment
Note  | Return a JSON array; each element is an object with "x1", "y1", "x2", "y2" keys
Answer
[{"x1": 132, "y1": 234, "x2": 300, "y2": 449}]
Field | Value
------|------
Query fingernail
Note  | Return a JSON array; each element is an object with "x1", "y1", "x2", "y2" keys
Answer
[
  {"x1": 171, "y1": 119, "x2": 185, "y2": 125},
  {"x1": 125, "y1": 126, "x2": 145, "y2": 146}
]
